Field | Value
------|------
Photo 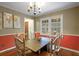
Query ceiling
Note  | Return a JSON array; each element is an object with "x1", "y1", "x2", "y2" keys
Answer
[{"x1": 0, "y1": 2, "x2": 79, "y2": 17}]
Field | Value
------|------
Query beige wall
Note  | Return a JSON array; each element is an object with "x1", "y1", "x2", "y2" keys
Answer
[
  {"x1": 0, "y1": 6, "x2": 32, "y2": 35},
  {"x1": 35, "y1": 6, "x2": 79, "y2": 35},
  {"x1": 34, "y1": 18, "x2": 40, "y2": 32},
  {"x1": 62, "y1": 7, "x2": 79, "y2": 35},
  {"x1": 0, "y1": 5, "x2": 79, "y2": 35}
]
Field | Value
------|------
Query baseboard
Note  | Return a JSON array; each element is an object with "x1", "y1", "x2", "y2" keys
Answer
[
  {"x1": 61, "y1": 46, "x2": 79, "y2": 54},
  {"x1": 0, "y1": 46, "x2": 16, "y2": 53}
]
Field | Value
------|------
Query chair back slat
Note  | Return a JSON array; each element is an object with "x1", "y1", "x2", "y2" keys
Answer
[{"x1": 15, "y1": 37, "x2": 23, "y2": 49}]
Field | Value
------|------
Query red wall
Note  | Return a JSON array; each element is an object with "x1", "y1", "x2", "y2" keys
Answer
[
  {"x1": 0, "y1": 34, "x2": 79, "y2": 51},
  {"x1": 0, "y1": 35, "x2": 15, "y2": 51},
  {"x1": 61, "y1": 35, "x2": 79, "y2": 51}
]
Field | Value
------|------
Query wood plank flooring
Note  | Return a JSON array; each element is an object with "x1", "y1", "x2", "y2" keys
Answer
[{"x1": 0, "y1": 48, "x2": 79, "y2": 56}]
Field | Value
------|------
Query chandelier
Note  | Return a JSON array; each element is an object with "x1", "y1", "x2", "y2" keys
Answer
[{"x1": 27, "y1": 2, "x2": 42, "y2": 15}]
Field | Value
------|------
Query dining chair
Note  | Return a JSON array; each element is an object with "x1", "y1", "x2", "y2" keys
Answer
[
  {"x1": 15, "y1": 36, "x2": 24, "y2": 56},
  {"x1": 14, "y1": 34, "x2": 32, "y2": 56},
  {"x1": 35, "y1": 32, "x2": 40, "y2": 40},
  {"x1": 50, "y1": 34, "x2": 62, "y2": 56}
]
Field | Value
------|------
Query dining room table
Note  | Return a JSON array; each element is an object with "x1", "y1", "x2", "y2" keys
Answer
[{"x1": 25, "y1": 37, "x2": 51, "y2": 54}]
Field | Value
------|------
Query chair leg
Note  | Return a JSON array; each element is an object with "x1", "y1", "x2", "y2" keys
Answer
[
  {"x1": 55, "y1": 52, "x2": 59, "y2": 56},
  {"x1": 54, "y1": 51, "x2": 62, "y2": 56}
]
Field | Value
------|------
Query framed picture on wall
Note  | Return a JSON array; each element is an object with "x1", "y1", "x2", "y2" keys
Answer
[
  {"x1": 14, "y1": 15, "x2": 21, "y2": 28},
  {"x1": 3, "y1": 12, "x2": 13, "y2": 28},
  {"x1": 0, "y1": 12, "x2": 2, "y2": 30}
]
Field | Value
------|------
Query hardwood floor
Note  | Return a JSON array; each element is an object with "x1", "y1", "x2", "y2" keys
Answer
[
  {"x1": 59, "y1": 49, "x2": 79, "y2": 56},
  {"x1": 0, "y1": 48, "x2": 79, "y2": 56},
  {"x1": 0, "y1": 49, "x2": 17, "y2": 56}
]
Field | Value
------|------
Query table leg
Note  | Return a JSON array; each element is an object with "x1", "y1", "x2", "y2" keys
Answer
[
  {"x1": 50, "y1": 39, "x2": 53, "y2": 56},
  {"x1": 47, "y1": 44, "x2": 49, "y2": 52},
  {"x1": 38, "y1": 50, "x2": 40, "y2": 54}
]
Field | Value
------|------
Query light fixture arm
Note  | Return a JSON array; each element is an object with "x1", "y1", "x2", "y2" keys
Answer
[{"x1": 34, "y1": 2, "x2": 36, "y2": 15}]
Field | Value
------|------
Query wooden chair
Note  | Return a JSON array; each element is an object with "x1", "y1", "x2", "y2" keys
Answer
[
  {"x1": 14, "y1": 34, "x2": 32, "y2": 56},
  {"x1": 15, "y1": 36, "x2": 24, "y2": 56},
  {"x1": 50, "y1": 34, "x2": 62, "y2": 56}
]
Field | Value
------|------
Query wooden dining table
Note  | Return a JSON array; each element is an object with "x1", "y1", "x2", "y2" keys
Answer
[{"x1": 25, "y1": 37, "x2": 51, "y2": 53}]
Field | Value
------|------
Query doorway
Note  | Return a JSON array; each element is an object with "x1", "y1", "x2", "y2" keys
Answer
[
  {"x1": 24, "y1": 18, "x2": 34, "y2": 40},
  {"x1": 25, "y1": 22, "x2": 29, "y2": 39}
]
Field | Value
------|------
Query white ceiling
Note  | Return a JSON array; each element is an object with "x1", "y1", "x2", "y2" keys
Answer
[{"x1": 0, "y1": 2, "x2": 79, "y2": 17}]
